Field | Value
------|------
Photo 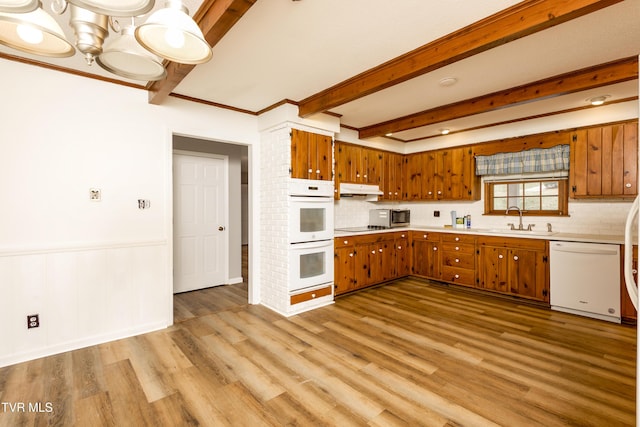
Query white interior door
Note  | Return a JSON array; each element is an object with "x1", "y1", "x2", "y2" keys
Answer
[{"x1": 173, "y1": 152, "x2": 228, "y2": 293}]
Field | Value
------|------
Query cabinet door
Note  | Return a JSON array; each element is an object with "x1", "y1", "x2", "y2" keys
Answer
[
  {"x1": 382, "y1": 152, "x2": 403, "y2": 201},
  {"x1": 291, "y1": 129, "x2": 332, "y2": 181},
  {"x1": 478, "y1": 246, "x2": 509, "y2": 293},
  {"x1": 412, "y1": 234, "x2": 440, "y2": 278},
  {"x1": 508, "y1": 248, "x2": 548, "y2": 301},
  {"x1": 355, "y1": 242, "x2": 372, "y2": 288},
  {"x1": 291, "y1": 128, "x2": 310, "y2": 179},
  {"x1": 395, "y1": 236, "x2": 411, "y2": 277},
  {"x1": 570, "y1": 122, "x2": 638, "y2": 198},
  {"x1": 334, "y1": 246, "x2": 356, "y2": 295},
  {"x1": 312, "y1": 133, "x2": 333, "y2": 181},
  {"x1": 404, "y1": 153, "x2": 424, "y2": 200},
  {"x1": 423, "y1": 151, "x2": 438, "y2": 200},
  {"x1": 366, "y1": 148, "x2": 383, "y2": 186},
  {"x1": 378, "y1": 239, "x2": 396, "y2": 282}
]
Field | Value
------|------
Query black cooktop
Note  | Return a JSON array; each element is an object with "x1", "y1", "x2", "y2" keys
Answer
[{"x1": 335, "y1": 225, "x2": 390, "y2": 233}]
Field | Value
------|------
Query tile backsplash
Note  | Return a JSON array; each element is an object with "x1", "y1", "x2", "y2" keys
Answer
[{"x1": 334, "y1": 197, "x2": 633, "y2": 236}]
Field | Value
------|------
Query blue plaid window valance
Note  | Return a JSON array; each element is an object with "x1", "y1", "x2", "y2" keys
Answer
[{"x1": 475, "y1": 145, "x2": 570, "y2": 175}]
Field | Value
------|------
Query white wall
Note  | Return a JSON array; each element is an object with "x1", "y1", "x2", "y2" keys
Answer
[{"x1": 0, "y1": 59, "x2": 260, "y2": 367}]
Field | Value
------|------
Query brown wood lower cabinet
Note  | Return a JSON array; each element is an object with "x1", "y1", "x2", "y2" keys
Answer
[
  {"x1": 334, "y1": 232, "x2": 411, "y2": 296},
  {"x1": 336, "y1": 230, "x2": 635, "y2": 313},
  {"x1": 477, "y1": 236, "x2": 549, "y2": 303}
]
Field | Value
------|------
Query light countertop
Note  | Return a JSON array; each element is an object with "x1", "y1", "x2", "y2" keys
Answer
[{"x1": 334, "y1": 225, "x2": 628, "y2": 245}]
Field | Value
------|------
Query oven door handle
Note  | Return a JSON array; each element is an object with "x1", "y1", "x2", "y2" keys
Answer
[
  {"x1": 290, "y1": 196, "x2": 332, "y2": 202},
  {"x1": 292, "y1": 240, "x2": 332, "y2": 249}
]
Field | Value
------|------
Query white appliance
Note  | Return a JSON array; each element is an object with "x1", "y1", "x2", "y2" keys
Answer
[
  {"x1": 289, "y1": 179, "x2": 334, "y2": 244},
  {"x1": 550, "y1": 241, "x2": 621, "y2": 323},
  {"x1": 288, "y1": 178, "x2": 335, "y2": 294},
  {"x1": 289, "y1": 239, "x2": 334, "y2": 292},
  {"x1": 623, "y1": 195, "x2": 639, "y2": 424}
]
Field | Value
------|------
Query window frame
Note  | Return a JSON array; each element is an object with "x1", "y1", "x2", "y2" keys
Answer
[{"x1": 483, "y1": 179, "x2": 569, "y2": 216}]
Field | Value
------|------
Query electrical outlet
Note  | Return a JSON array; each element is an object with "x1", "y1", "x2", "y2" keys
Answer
[
  {"x1": 90, "y1": 188, "x2": 101, "y2": 201},
  {"x1": 434, "y1": 210, "x2": 440, "y2": 217},
  {"x1": 27, "y1": 314, "x2": 39, "y2": 329},
  {"x1": 138, "y1": 199, "x2": 151, "y2": 209}
]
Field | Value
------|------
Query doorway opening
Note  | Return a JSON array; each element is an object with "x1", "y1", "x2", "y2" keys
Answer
[{"x1": 171, "y1": 135, "x2": 250, "y2": 322}]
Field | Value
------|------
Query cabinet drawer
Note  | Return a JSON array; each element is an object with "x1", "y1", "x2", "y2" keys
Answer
[
  {"x1": 411, "y1": 231, "x2": 440, "y2": 242},
  {"x1": 440, "y1": 242, "x2": 475, "y2": 255},
  {"x1": 441, "y1": 267, "x2": 475, "y2": 287},
  {"x1": 441, "y1": 234, "x2": 475, "y2": 244},
  {"x1": 335, "y1": 237, "x2": 356, "y2": 248},
  {"x1": 441, "y1": 252, "x2": 475, "y2": 270},
  {"x1": 290, "y1": 285, "x2": 333, "y2": 305}
]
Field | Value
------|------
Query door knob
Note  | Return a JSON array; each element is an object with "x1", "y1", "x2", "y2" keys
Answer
[{"x1": 218, "y1": 226, "x2": 225, "y2": 231}]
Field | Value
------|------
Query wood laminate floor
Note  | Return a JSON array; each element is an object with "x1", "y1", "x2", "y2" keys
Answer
[{"x1": 0, "y1": 254, "x2": 636, "y2": 425}]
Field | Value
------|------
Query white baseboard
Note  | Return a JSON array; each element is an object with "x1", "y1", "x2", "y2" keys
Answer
[
  {"x1": 226, "y1": 276, "x2": 244, "y2": 285},
  {"x1": 0, "y1": 320, "x2": 170, "y2": 368}
]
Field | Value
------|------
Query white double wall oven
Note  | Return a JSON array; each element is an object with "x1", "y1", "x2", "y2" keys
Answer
[{"x1": 288, "y1": 179, "x2": 334, "y2": 293}]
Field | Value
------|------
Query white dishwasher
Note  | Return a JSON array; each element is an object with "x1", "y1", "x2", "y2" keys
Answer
[{"x1": 550, "y1": 241, "x2": 621, "y2": 323}]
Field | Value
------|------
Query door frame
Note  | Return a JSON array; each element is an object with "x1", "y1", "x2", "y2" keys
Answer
[{"x1": 172, "y1": 149, "x2": 230, "y2": 293}]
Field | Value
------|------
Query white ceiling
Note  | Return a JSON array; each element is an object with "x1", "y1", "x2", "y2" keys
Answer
[{"x1": 1, "y1": 0, "x2": 638, "y2": 142}]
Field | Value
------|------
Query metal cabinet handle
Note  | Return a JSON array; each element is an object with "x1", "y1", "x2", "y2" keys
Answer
[
  {"x1": 437, "y1": 191, "x2": 442, "y2": 194},
  {"x1": 218, "y1": 226, "x2": 225, "y2": 231},
  {"x1": 498, "y1": 254, "x2": 503, "y2": 259},
  {"x1": 401, "y1": 234, "x2": 405, "y2": 238},
  {"x1": 379, "y1": 248, "x2": 383, "y2": 253},
  {"x1": 433, "y1": 247, "x2": 438, "y2": 251},
  {"x1": 371, "y1": 250, "x2": 376, "y2": 254},
  {"x1": 454, "y1": 274, "x2": 460, "y2": 279},
  {"x1": 308, "y1": 168, "x2": 312, "y2": 173},
  {"x1": 311, "y1": 293, "x2": 316, "y2": 298},
  {"x1": 423, "y1": 234, "x2": 427, "y2": 238},
  {"x1": 349, "y1": 253, "x2": 354, "y2": 257},
  {"x1": 455, "y1": 237, "x2": 460, "y2": 241},
  {"x1": 626, "y1": 183, "x2": 632, "y2": 188},
  {"x1": 513, "y1": 255, "x2": 519, "y2": 261},
  {"x1": 455, "y1": 258, "x2": 460, "y2": 263},
  {"x1": 455, "y1": 246, "x2": 459, "y2": 251},
  {"x1": 397, "y1": 246, "x2": 402, "y2": 250},
  {"x1": 316, "y1": 169, "x2": 320, "y2": 174},
  {"x1": 428, "y1": 191, "x2": 433, "y2": 195}
]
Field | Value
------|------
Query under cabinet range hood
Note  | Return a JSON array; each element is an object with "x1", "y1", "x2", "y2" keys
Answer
[{"x1": 339, "y1": 183, "x2": 383, "y2": 200}]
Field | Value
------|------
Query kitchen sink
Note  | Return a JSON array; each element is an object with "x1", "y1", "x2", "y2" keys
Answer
[{"x1": 477, "y1": 228, "x2": 556, "y2": 236}]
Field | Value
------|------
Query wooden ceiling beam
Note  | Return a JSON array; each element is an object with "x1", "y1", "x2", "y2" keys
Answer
[
  {"x1": 147, "y1": 0, "x2": 257, "y2": 105},
  {"x1": 297, "y1": 0, "x2": 623, "y2": 118},
  {"x1": 358, "y1": 56, "x2": 638, "y2": 139}
]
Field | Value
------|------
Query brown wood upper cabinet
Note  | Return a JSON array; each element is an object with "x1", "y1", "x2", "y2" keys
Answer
[
  {"x1": 335, "y1": 142, "x2": 382, "y2": 186},
  {"x1": 291, "y1": 129, "x2": 333, "y2": 181},
  {"x1": 382, "y1": 151, "x2": 404, "y2": 201},
  {"x1": 405, "y1": 147, "x2": 480, "y2": 201},
  {"x1": 570, "y1": 122, "x2": 638, "y2": 199}
]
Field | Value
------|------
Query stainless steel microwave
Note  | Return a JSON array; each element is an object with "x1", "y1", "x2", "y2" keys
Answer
[{"x1": 369, "y1": 209, "x2": 410, "y2": 228}]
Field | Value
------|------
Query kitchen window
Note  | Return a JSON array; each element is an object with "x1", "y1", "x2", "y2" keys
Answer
[
  {"x1": 484, "y1": 179, "x2": 569, "y2": 216},
  {"x1": 476, "y1": 145, "x2": 570, "y2": 216}
]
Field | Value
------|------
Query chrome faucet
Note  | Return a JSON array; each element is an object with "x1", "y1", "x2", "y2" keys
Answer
[{"x1": 506, "y1": 206, "x2": 524, "y2": 230}]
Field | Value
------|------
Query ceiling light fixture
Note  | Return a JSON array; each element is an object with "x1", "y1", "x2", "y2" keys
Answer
[
  {"x1": 588, "y1": 95, "x2": 610, "y2": 106},
  {"x1": 438, "y1": 77, "x2": 457, "y2": 87},
  {"x1": 0, "y1": 0, "x2": 212, "y2": 80}
]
